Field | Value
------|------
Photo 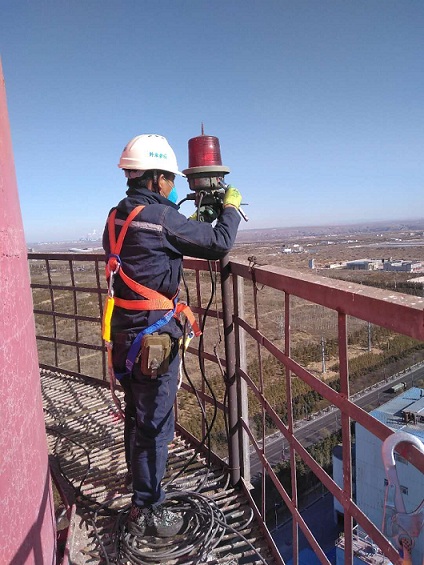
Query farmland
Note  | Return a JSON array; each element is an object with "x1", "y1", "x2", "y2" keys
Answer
[{"x1": 29, "y1": 219, "x2": 424, "y2": 449}]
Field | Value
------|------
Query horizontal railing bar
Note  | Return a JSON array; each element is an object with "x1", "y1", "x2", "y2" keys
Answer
[
  {"x1": 33, "y1": 310, "x2": 100, "y2": 323},
  {"x1": 30, "y1": 253, "x2": 218, "y2": 273},
  {"x1": 29, "y1": 252, "x2": 105, "y2": 262},
  {"x1": 267, "y1": 457, "x2": 402, "y2": 564},
  {"x1": 184, "y1": 346, "x2": 225, "y2": 368},
  {"x1": 286, "y1": 442, "x2": 402, "y2": 563},
  {"x1": 267, "y1": 463, "x2": 332, "y2": 564},
  {"x1": 36, "y1": 336, "x2": 103, "y2": 351},
  {"x1": 174, "y1": 422, "x2": 227, "y2": 468},
  {"x1": 230, "y1": 261, "x2": 424, "y2": 340},
  {"x1": 31, "y1": 283, "x2": 105, "y2": 294},
  {"x1": 239, "y1": 483, "x2": 289, "y2": 565},
  {"x1": 183, "y1": 257, "x2": 220, "y2": 271},
  {"x1": 179, "y1": 381, "x2": 227, "y2": 413},
  {"x1": 189, "y1": 306, "x2": 223, "y2": 320}
]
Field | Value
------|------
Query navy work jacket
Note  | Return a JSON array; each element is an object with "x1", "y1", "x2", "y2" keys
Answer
[{"x1": 102, "y1": 186, "x2": 240, "y2": 364}]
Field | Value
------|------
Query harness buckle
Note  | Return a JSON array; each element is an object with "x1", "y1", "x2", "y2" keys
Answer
[
  {"x1": 107, "y1": 254, "x2": 122, "y2": 298},
  {"x1": 108, "y1": 273, "x2": 115, "y2": 298},
  {"x1": 108, "y1": 253, "x2": 121, "y2": 274}
]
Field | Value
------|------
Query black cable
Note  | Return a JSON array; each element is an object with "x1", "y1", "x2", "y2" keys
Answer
[
  {"x1": 113, "y1": 491, "x2": 270, "y2": 565},
  {"x1": 164, "y1": 262, "x2": 220, "y2": 490},
  {"x1": 46, "y1": 403, "x2": 271, "y2": 564}
]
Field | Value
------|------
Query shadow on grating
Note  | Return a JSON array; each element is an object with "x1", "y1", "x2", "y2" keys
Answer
[{"x1": 41, "y1": 370, "x2": 277, "y2": 565}]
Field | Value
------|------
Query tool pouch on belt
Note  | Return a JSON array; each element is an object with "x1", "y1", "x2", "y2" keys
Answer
[{"x1": 140, "y1": 333, "x2": 172, "y2": 378}]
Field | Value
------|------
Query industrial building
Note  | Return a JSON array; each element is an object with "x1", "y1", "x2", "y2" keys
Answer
[
  {"x1": 346, "y1": 259, "x2": 382, "y2": 270},
  {"x1": 355, "y1": 388, "x2": 424, "y2": 564},
  {"x1": 383, "y1": 260, "x2": 422, "y2": 273}
]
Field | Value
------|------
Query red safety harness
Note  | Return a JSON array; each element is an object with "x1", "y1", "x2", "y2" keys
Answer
[
  {"x1": 102, "y1": 204, "x2": 201, "y2": 419},
  {"x1": 103, "y1": 204, "x2": 201, "y2": 346}
]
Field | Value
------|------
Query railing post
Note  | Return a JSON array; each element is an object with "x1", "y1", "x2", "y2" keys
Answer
[
  {"x1": 233, "y1": 274, "x2": 250, "y2": 483},
  {"x1": 339, "y1": 312, "x2": 353, "y2": 564},
  {"x1": 220, "y1": 254, "x2": 241, "y2": 485}
]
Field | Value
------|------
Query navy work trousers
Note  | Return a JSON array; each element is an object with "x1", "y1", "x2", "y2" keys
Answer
[{"x1": 121, "y1": 350, "x2": 179, "y2": 508}]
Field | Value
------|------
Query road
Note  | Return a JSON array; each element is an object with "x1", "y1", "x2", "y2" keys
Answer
[{"x1": 250, "y1": 363, "x2": 424, "y2": 476}]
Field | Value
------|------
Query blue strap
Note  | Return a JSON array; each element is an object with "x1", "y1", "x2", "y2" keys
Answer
[
  {"x1": 108, "y1": 253, "x2": 121, "y2": 264},
  {"x1": 125, "y1": 297, "x2": 178, "y2": 372}
]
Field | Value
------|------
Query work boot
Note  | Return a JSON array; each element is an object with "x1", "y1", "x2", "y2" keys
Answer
[{"x1": 127, "y1": 504, "x2": 185, "y2": 538}]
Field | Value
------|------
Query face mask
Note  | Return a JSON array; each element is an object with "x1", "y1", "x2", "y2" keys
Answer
[{"x1": 167, "y1": 186, "x2": 178, "y2": 204}]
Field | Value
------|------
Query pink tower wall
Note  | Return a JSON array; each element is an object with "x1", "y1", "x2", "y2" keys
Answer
[{"x1": 0, "y1": 60, "x2": 56, "y2": 563}]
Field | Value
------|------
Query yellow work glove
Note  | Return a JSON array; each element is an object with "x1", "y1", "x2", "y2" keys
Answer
[{"x1": 223, "y1": 187, "x2": 242, "y2": 210}]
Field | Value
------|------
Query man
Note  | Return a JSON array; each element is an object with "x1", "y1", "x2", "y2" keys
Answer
[{"x1": 102, "y1": 133, "x2": 241, "y2": 537}]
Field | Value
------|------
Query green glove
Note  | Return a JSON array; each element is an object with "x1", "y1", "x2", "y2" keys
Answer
[{"x1": 223, "y1": 187, "x2": 242, "y2": 210}]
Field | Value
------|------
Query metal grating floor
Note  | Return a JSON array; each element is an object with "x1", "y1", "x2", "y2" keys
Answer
[{"x1": 41, "y1": 370, "x2": 277, "y2": 565}]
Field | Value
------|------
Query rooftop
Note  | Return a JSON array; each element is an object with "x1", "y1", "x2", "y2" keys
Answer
[{"x1": 371, "y1": 388, "x2": 424, "y2": 442}]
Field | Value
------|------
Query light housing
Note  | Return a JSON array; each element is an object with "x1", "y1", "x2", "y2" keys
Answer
[{"x1": 182, "y1": 132, "x2": 230, "y2": 192}]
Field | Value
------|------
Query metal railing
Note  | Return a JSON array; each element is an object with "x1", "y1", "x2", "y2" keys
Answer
[{"x1": 29, "y1": 252, "x2": 424, "y2": 565}]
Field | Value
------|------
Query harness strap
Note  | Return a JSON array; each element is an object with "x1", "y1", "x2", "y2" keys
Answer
[
  {"x1": 125, "y1": 305, "x2": 177, "y2": 373},
  {"x1": 175, "y1": 303, "x2": 201, "y2": 336},
  {"x1": 116, "y1": 269, "x2": 176, "y2": 304},
  {"x1": 105, "y1": 205, "x2": 202, "y2": 379},
  {"x1": 111, "y1": 298, "x2": 201, "y2": 335},
  {"x1": 113, "y1": 297, "x2": 173, "y2": 310},
  {"x1": 108, "y1": 206, "x2": 143, "y2": 255},
  {"x1": 106, "y1": 206, "x2": 177, "y2": 307}
]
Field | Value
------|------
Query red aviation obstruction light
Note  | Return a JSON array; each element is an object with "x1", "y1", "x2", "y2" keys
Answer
[
  {"x1": 187, "y1": 134, "x2": 224, "y2": 168},
  {"x1": 183, "y1": 125, "x2": 230, "y2": 192}
]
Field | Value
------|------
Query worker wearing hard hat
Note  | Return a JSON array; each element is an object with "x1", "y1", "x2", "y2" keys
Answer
[{"x1": 102, "y1": 134, "x2": 242, "y2": 538}]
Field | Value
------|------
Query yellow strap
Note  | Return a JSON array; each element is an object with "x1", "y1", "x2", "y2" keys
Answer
[{"x1": 102, "y1": 296, "x2": 115, "y2": 342}]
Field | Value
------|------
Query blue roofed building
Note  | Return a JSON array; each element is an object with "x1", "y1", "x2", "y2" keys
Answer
[{"x1": 355, "y1": 388, "x2": 424, "y2": 564}]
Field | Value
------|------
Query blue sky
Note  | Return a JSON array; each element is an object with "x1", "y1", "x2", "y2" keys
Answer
[{"x1": 1, "y1": 1, "x2": 423, "y2": 242}]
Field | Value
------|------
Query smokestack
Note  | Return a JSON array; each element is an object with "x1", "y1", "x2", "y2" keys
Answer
[{"x1": 0, "y1": 59, "x2": 56, "y2": 563}]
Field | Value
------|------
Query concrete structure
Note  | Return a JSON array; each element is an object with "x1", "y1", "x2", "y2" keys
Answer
[
  {"x1": 327, "y1": 262, "x2": 346, "y2": 269},
  {"x1": 0, "y1": 59, "x2": 56, "y2": 563},
  {"x1": 383, "y1": 260, "x2": 422, "y2": 273},
  {"x1": 346, "y1": 259, "x2": 381, "y2": 270},
  {"x1": 355, "y1": 388, "x2": 424, "y2": 564}
]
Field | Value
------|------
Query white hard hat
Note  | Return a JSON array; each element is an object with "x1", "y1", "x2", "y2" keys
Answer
[{"x1": 118, "y1": 134, "x2": 184, "y2": 176}]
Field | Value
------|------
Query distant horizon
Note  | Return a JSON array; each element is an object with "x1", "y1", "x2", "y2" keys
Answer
[{"x1": 26, "y1": 215, "x2": 424, "y2": 246}]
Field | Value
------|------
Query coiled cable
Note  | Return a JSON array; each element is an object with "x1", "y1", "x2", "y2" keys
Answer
[{"x1": 113, "y1": 491, "x2": 269, "y2": 565}]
